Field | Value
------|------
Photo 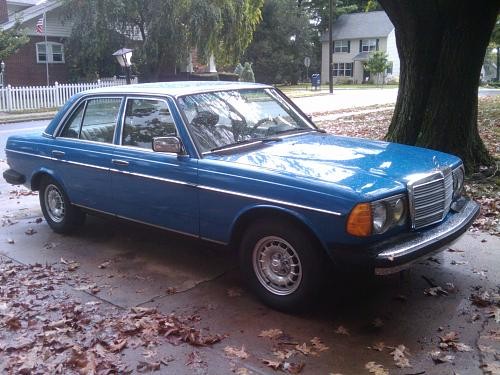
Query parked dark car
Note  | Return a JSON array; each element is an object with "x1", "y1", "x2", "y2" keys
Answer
[{"x1": 3, "y1": 82, "x2": 479, "y2": 311}]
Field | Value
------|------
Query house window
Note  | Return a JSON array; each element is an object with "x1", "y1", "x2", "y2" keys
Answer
[
  {"x1": 386, "y1": 62, "x2": 393, "y2": 74},
  {"x1": 334, "y1": 40, "x2": 349, "y2": 53},
  {"x1": 36, "y1": 42, "x2": 65, "y2": 63},
  {"x1": 361, "y1": 39, "x2": 377, "y2": 52},
  {"x1": 333, "y1": 63, "x2": 353, "y2": 77}
]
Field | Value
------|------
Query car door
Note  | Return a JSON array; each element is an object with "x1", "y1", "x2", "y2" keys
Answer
[
  {"x1": 51, "y1": 96, "x2": 123, "y2": 213},
  {"x1": 110, "y1": 96, "x2": 199, "y2": 236}
]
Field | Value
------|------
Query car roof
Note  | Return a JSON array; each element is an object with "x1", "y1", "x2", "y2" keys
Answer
[{"x1": 83, "y1": 81, "x2": 272, "y2": 97}]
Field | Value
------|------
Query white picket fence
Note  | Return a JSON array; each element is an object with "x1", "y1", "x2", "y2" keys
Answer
[{"x1": 0, "y1": 77, "x2": 138, "y2": 112}]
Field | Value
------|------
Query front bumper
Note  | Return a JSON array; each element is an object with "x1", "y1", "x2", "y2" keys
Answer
[{"x1": 372, "y1": 197, "x2": 479, "y2": 275}]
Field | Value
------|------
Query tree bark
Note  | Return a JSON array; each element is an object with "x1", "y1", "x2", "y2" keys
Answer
[{"x1": 379, "y1": 0, "x2": 500, "y2": 172}]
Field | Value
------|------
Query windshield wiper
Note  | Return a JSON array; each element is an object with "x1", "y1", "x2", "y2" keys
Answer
[{"x1": 209, "y1": 137, "x2": 282, "y2": 153}]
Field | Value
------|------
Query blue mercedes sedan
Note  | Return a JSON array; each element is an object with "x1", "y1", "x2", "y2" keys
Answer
[{"x1": 3, "y1": 82, "x2": 479, "y2": 311}]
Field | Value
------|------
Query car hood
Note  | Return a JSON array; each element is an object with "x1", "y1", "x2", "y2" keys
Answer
[{"x1": 204, "y1": 132, "x2": 461, "y2": 198}]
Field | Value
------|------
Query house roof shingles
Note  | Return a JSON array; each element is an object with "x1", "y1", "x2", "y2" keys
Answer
[{"x1": 321, "y1": 11, "x2": 394, "y2": 41}]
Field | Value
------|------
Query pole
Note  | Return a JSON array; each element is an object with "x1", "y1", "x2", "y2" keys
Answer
[
  {"x1": 125, "y1": 66, "x2": 131, "y2": 85},
  {"x1": 497, "y1": 46, "x2": 499, "y2": 82},
  {"x1": 328, "y1": 0, "x2": 333, "y2": 93},
  {"x1": 43, "y1": 12, "x2": 49, "y2": 86}
]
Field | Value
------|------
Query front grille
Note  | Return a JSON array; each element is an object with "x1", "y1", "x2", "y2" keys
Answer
[{"x1": 408, "y1": 168, "x2": 453, "y2": 230}]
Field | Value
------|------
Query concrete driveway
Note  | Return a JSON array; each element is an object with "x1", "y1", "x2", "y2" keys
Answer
[{"x1": 1, "y1": 156, "x2": 499, "y2": 374}]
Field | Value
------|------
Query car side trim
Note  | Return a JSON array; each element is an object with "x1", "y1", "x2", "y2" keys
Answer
[
  {"x1": 108, "y1": 168, "x2": 197, "y2": 187},
  {"x1": 198, "y1": 184, "x2": 342, "y2": 216},
  {"x1": 6, "y1": 149, "x2": 342, "y2": 217}
]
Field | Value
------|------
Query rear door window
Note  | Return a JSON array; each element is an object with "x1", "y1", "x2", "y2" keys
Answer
[{"x1": 60, "y1": 97, "x2": 122, "y2": 144}]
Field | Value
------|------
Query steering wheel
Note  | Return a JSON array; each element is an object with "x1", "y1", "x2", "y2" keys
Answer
[{"x1": 247, "y1": 117, "x2": 276, "y2": 137}]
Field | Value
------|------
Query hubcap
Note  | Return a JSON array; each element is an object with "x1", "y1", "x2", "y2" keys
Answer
[
  {"x1": 45, "y1": 184, "x2": 65, "y2": 223},
  {"x1": 252, "y1": 236, "x2": 302, "y2": 296}
]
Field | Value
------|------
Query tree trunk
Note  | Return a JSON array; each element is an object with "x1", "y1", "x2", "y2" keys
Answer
[{"x1": 379, "y1": 0, "x2": 500, "y2": 172}]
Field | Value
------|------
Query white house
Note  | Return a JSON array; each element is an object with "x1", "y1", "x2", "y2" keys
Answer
[{"x1": 321, "y1": 11, "x2": 400, "y2": 84}]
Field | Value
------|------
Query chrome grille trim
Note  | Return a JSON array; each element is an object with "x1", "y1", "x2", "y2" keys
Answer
[{"x1": 407, "y1": 167, "x2": 453, "y2": 230}]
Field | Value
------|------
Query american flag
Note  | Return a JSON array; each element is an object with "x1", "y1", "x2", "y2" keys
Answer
[{"x1": 35, "y1": 16, "x2": 44, "y2": 34}]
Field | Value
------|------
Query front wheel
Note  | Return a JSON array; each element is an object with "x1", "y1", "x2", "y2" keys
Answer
[
  {"x1": 39, "y1": 176, "x2": 85, "y2": 234},
  {"x1": 239, "y1": 219, "x2": 326, "y2": 312}
]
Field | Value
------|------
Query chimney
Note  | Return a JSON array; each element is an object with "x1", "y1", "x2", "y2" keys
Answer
[{"x1": 0, "y1": 0, "x2": 8, "y2": 24}]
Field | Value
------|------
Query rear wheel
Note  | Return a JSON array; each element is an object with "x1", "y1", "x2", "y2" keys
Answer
[
  {"x1": 239, "y1": 219, "x2": 326, "y2": 312},
  {"x1": 39, "y1": 176, "x2": 85, "y2": 233}
]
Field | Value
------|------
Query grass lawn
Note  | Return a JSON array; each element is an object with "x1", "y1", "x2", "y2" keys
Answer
[{"x1": 276, "y1": 83, "x2": 399, "y2": 97}]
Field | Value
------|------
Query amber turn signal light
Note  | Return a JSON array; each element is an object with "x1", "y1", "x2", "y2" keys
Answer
[{"x1": 346, "y1": 203, "x2": 372, "y2": 237}]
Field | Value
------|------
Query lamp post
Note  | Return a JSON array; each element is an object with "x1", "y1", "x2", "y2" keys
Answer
[
  {"x1": 0, "y1": 61, "x2": 5, "y2": 88},
  {"x1": 112, "y1": 48, "x2": 133, "y2": 84}
]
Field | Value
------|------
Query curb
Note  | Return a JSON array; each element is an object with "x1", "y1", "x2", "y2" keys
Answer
[{"x1": 0, "y1": 112, "x2": 57, "y2": 124}]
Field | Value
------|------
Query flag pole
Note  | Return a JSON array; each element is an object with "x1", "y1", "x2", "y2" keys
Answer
[{"x1": 43, "y1": 12, "x2": 49, "y2": 86}]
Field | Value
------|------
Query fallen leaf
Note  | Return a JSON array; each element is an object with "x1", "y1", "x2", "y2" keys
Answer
[
  {"x1": 310, "y1": 337, "x2": 329, "y2": 352},
  {"x1": 224, "y1": 345, "x2": 249, "y2": 359},
  {"x1": 295, "y1": 343, "x2": 314, "y2": 356},
  {"x1": 370, "y1": 342, "x2": 386, "y2": 352},
  {"x1": 335, "y1": 325, "x2": 350, "y2": 335},
  {"x1": 283, "y1": 361, "x2": 305, "y2": 374},
  {"x1": 483, "y1": 362, "x2": 500, "y2": 375},
  {"x1": 98, "y1": 261, "x2": 110, "y2": 269},
  {"x1": 108, "y1": 338, "x2": 127, "y2": 353},
  {"x1": 372, "y1": 318, "x2": 384, "y2": 328},
  {"x1": 235, "y1": 368, "x2": 251, "y2": 375},
  {"x1": 425, "y1": 286, "x2": 448, "y2": 296},
  {"x1": 259, "y1": 328, "x2": 283, "y2": 339},
  {"x1": 365, "y1": 361, "x2": 388, "y2": 375},
  {"x1": 137, "y1": 360, "x2": 161, "y2": 373},
  {"x1": 25, "y1": 228, "x2": 37, "y2": 235},
  {"x1": 7, "y1": 238, "x2": 14, "y2": 244},
  {"x1": 472, "y1": 291, "x2": 493, "y2": 307},
  {"x1": 454, "y1": 342, "x2": 472, "y2": 352},
  {"x1": 273, "y1": 349, "x2": 296, "y2": 360},
  {"x1": 262, "y1": 359, "x2": 282, "y2": 370},
  {"x1": 430, "y1": 351, "x2": 455, "y2": 363},
  {"x1": 390, "y1": 344, "x2": 411, "y2": 368},
  {"x1": 447, "y1": 248, "x2": 464, "y2": 253},
  {"x1": 5, "y1": 316, "x2": 21, "y2": 330}
]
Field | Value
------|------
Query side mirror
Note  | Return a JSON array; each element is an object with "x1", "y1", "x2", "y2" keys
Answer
[{"x1": 153, "y1": 136, "x2": 183, "y2": 154}]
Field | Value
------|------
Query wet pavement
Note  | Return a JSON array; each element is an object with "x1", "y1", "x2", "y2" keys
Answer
[{"x1": 0, "y1": 157, "x2": 499, "y2": 374}]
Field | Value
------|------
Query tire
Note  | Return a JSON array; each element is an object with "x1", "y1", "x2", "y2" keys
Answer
[
  {"x1": 239, "y1": 219, "x2": 326, "y2": 312},
  {"x1": 39, "y1": 176, "x2": 86, "y2": 234}
]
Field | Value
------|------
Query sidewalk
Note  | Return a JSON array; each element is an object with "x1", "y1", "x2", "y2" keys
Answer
[{"x1": 0, "y1": 110, "x2": 57, "y2": 124}]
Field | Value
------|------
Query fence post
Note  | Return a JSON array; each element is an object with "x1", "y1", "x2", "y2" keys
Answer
[
  {"x1": 6, "y1": 84, "x2": 12, "y2": 112},
  {"x1": 54, "y1": 81, "x2": 60, "y2": 107}
]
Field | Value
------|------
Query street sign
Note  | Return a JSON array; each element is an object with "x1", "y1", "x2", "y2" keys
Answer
[{"x1": 304, "y1": 57, "x2": 311, "y2": 68}]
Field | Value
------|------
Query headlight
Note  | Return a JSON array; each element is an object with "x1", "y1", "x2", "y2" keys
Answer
[
  {"x1": 372, "y1": 202, "x2": 388, "y2": 233},
  {"x1": 371, "y1": 195, "x2": 407, "y2": 234},
  {"x1": 452, "y1": 165, "x2": 464, "y2": 198},
  {"x1": 347, "y1": 195, "x2": 408, "y2": 237}
]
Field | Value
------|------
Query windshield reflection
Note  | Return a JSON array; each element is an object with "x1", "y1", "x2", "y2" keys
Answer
[{"x1": 177, "y1": 89, "x2": 314, "y2": 153}]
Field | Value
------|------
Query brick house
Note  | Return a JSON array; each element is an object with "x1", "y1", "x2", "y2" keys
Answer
[
  {"x1": 0, "y1": 0, "x2": 71, "y2": 86},
  {"x1": 321, "y1": 11, "x2": 400, "y2": 84}
]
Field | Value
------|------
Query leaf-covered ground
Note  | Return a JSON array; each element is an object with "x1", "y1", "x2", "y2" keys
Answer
[
  {"x1": 0, "y1": 258, "x2": 224, "y2": 374},
  {"x1": 315, "y1": 96, "x2": 500, "y2": 236}
]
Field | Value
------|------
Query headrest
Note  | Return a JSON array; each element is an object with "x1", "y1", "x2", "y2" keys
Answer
[{"x1": 191, "y1": 111, "x2": 219, "y2": 127}]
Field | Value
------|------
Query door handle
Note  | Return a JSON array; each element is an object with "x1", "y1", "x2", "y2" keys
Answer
[
  {"x1": 51, "y1": 150, "x2": 65, "y2": 158},
  {"x1": 112, "y1": 159, "x2": 129, "y2": 166}
]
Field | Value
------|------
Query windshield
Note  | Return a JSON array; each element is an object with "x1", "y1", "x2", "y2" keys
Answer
[{"x1": 176, "y1": 88, "x2": 314, "y2": 153}]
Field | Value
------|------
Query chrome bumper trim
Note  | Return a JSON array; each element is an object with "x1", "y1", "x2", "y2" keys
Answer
[{"x1": 374, "y1": 198, "x2": 479, "y2": 275}]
